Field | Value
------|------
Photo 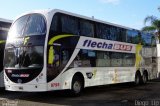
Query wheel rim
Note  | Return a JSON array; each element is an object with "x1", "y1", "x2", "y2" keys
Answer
[{"x1": 73, "y1": 81, "x2": 81, "y2": 93}]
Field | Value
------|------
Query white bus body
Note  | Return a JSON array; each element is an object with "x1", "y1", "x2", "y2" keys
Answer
[{"x1": 4, "y1": 9, "x2": 159, "y2": 95}]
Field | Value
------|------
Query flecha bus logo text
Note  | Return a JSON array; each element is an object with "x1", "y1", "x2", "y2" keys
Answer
[{"x1": 83, "y1": 39, "x2": 132, "y2": 51}]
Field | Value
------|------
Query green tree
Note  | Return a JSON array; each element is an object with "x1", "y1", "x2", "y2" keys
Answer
[{"x1": 142, "y1": 7, "x2": 160, "y2": 42}]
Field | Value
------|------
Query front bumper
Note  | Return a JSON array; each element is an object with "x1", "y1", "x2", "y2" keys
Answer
[{"x1": 5, "y1": 83, "x2": 47, "y2": 92}]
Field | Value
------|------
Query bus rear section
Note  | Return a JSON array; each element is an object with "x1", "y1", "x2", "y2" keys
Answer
[
  {"x1": 0, "y1": 18, "x2": 12, "y2": 87},
  {"x1": 0, "y1": 43, "x2": 5, "y2": 87}
]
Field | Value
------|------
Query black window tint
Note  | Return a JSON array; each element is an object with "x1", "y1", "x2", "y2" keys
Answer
[
  {"x1": 110, "y1": 27, "x2": 117, "y2": 41},
  {"x1": 0, "y1": 30, "x2": 8, "y2": 40},
  {"x1": 132, "y1": 30, "x2": 140, "y2": 44},
  {"x1": 119, "y1": 28, "x2": 127, "y2": 42},
  {"x1": 0, "y1": 43, "x2": 5, "y2": 71},
  {"x1": 61, "y1": 15, "x2": 78, "y2": 35},
  {"x1": 47, "y1": 36, "x2": 79, "y2": 82},
  {"x1": 127, "y1": 30, "x2": 132, "y2": 43},
  {"x1": 0, "y1": 22, "x2": 11, "y2": 29},
  {"x1": 127, "y1": 30, "x2": 141, "y2": 44},
  {"x1": 24, "y1": 14, "x2": 46, "y2": 36},
  {"x1": 80, "y1": 20, "x2": 94, "y2": 37},
  {"x1": 52, "y1": 36, "x2": 79, "y2": 68},
  {"x1": 50, "y1": 14, "x2": 59, "y2": 34},
  {"x1": 109, "y1": 26, "x2": 124, "y2": 41},
  {"x1": 96, "y1": 23, "x2": 111, "y2": 40},
  {"x1": 62, "y1": 50, "x2": 70, "y2": 65},
  {"x1": 142, "y1": 32, "x2": 151, "y2": 46},
  {"x1": 96, "y1": 23, "x2": 127, "y2": 42}
]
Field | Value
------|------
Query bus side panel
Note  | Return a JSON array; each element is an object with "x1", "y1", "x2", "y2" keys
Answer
[
  {"x1": 47, "y1": 67, "x2": 136, "y2": 91},
  {"x1": 0, "y1": 71, "x2": 4, "y2": 87}
]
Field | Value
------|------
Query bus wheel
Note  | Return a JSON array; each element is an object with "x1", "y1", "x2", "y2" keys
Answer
[
  {"x1": 71, "y1": 76, "x2": 83, "y2": 96},
  {"x1": 135, "y1": 72, "x2": 142, "y2": 85},
  {"x1": 142, "y1": 71, "x2": 148, "y2": 84}
]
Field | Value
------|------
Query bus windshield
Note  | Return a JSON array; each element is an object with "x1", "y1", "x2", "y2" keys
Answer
[
  {"x1": 8, "y1": 14, "x2": 46, "y2": 40},
  {"x1": 4, "y1": 13, "x2": 46, "y2": 68},
  {"x1": 4, "y1": 46, "x2": 43, "y2": 68}
]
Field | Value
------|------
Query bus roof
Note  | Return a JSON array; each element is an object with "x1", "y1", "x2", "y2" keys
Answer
[
  {"x1": 0, "y1": 18, "x2": 12, "y2": 23},
  {"x1": 15, "y1": 9, "x2": 139, "y2": 31},
  {"x1": 50, "y1": 9, "x2": 137, "y2": 31}
]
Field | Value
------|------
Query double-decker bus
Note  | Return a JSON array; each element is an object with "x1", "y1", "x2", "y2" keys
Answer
[
  {"x1": 4, "y1": 9, "x2": 158, "y2": 95},
  {"x1": 0, "y1": 18, "x2": 12, "y2": 87}
]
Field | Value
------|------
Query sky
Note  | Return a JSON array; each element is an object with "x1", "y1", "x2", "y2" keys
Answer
[{"x1": 0, "y1": 0, "x2": 160, "y2": 30}]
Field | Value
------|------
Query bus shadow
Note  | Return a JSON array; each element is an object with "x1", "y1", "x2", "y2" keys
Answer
[
  {"x1": 0, "y1": 80, "x2": 159, "y2": 106},
  {"x1": 0, "y1": 87, "x2": 7, "y2": 94}
]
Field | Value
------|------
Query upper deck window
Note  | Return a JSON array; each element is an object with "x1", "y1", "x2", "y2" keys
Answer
[
  {"x1": 23, "y1": 14, "x2": 46, "y2": 36},
  {"x1": 9, "y1": 15, "x2": 29, "y2": 37},
  {"x1": 49, "y1": 13, "x2": 79, "y2": 35},
  {"x1": 80, "y1": 20, "x2": 94, "y2": 37},
  {"x1": 8, "y1": 14, "x2": 46, "y2": 39},
  {"x1": 61, "y1": 15, "x2": 79, "y2": 35}
]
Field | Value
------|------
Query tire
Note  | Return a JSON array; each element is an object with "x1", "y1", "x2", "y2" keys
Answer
[
  {"x1": 142, "y1": 72, "x2": 148, "y2": 84},
  {"x1": 71, "y1": 76, "x2": 83, "y2": 96},
  {"x1": 135, "y1": 72, "x2": 142, "y2": 85}
]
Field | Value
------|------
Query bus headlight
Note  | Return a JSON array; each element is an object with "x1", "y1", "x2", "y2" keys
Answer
[
  {"x1": 36, "y1": 73, "x2": 44, "y2": 82},
  {"x1": 39, "y1": 73, "x2": 43, "y2": 79}
]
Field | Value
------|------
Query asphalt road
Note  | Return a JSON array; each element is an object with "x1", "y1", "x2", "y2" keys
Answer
[{"x1": 0, "y1": 80, "x2": 160, "y2": 106}]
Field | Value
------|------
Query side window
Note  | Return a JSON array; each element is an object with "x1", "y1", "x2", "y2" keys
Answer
[
  {"x1": 119, "y1": 28, "x2": 127, "y2": 42},
  {"x1": 96, "y1": 52, "x2": 110, "y2": 67},
  {"x1": 123, "y1": 53, "x2": 135, "y2": 67},
  {"x1": 0, "y1": 30, "x2": 8, "y2": 40},
  {"x1": 142, "y1": 32, "x2": 151, "y2": 46},
  {"x1": 132, "y1": 31, "x2": 141, "y2": 44},
  {"x1": 96, "y1": 23, "x2": 111, "y2": 40},
  {"x1": 96, "y1": 23, "x2": 127, "y2": 42},
  {"x1": 61, "y1": 15, "x2": 78, "y2": 35},
  {"x1": 127, "y1": 30, "x2": 132, "y2": 43},
  {"x1": 49, "y1": 14, "x2": 60, "y2": 35},
  {"x1": 49, "y1": 13, "x2": 79, "y2": 36},
  {"x1": 72, "y1": 50, "x2": 96, "y2": 67},
  {"x1": 127, "y1": 30, "x2": 141, "y2": 44},
  {"x1": 56, "y1": 36, "x2": 79, "y2": 67},
  {"x1": 110, "y1": 52, "x2": 123, "y2": 67},
  {"x1": 110, "y1": 27, "x2": 117, "y2": 41},
  {"x1": 80, "y1": 20, "x2": 94, "y2": 37},
  {"x1": 115, "y1": 28, "x2": 121, "y2": 42},
  {"x1": 61, "y1": 49, "x2": 70, "y2": 66},
  {"x1": 0, "y1": 45, "x2": 4, "y2": 71},
  {"x1": 109, "y1": 26, "x2": 125, "y2": 42}
]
